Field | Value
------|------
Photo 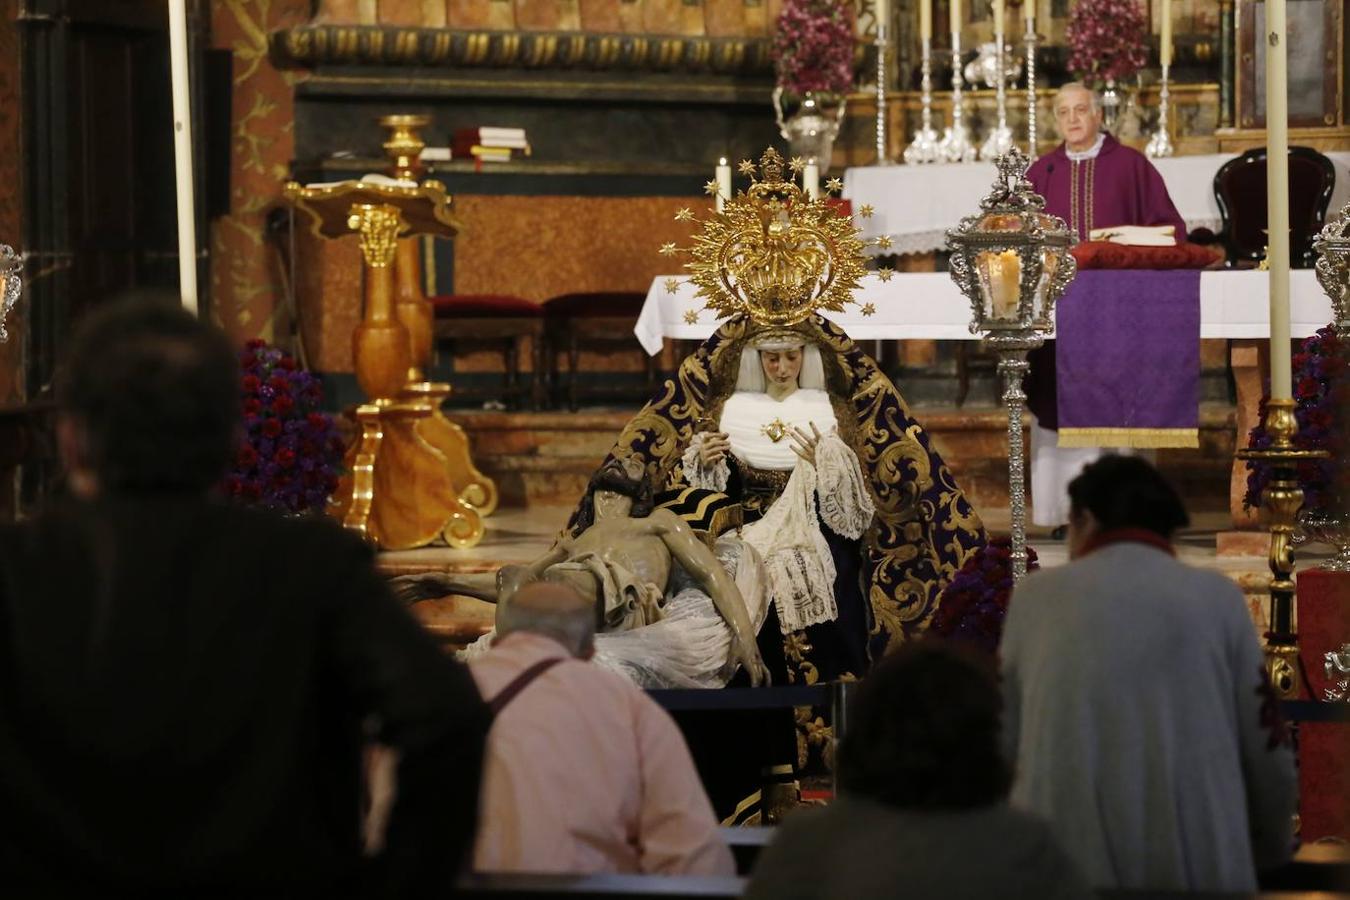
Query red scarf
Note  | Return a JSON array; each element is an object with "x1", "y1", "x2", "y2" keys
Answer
[{"x1": 1078, "y1": 527, "x2": 1175, "y2": 558}]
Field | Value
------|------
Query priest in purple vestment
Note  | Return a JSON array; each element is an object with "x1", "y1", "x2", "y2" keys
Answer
[{"x1": 1024, "y1": 83, "x2": 1186, "y2": 532}]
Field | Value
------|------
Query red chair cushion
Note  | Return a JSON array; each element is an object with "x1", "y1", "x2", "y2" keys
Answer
[
  {"x1": 543, "y1": 292, "x2": 646, "y2": 317},
  {"x1": 429, "y1": 294, "x2": 542, "y2": 318},
  {"x1": 1071, "y1": 241, "x2": 1224, "y2": 270},
  {"x1": 826, "y1": 197, "x2": 852, "y2": 218}
]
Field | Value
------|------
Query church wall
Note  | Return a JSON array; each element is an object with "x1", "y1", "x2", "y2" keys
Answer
[{"x1": 208, "y1": 0, "x2": 312, "y2": 345}]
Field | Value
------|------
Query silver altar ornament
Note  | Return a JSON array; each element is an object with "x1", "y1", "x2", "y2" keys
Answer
[
  {"x1": 874, "y1": 15, "x2": 894, "y2": 165},
  {"x1": 1146, "y1": 66, "x2": 1176, "y2": 158},
  {"x1": 946, "y1": 149, "x2": 1076, "y2": 579},
  {"x1": 939, "y1": 33, "x2": 977, "y2": 163},
  {"x1": 0, "y1": 245, "x2": 21, "y2": 343},
  {"x1": 1325, "y1": 643, "x2": 1350, "y2": 702},
  {"x1": 963, "y1": 41, "x2": 1024, "y2": 87},
  {"x1": 979, "y1": 38, "x2": 1016, "y2": 161},
  {"x1": 904, "y1": 37, "x2": 943, "y2": 164},
  {"x1": 1313, "y1": 200, "x2": 1350, "y2": 338}
]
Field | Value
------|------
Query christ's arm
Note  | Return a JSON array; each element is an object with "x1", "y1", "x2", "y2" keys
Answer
[{"x1": 650, "y1": 509, "x2": 768, "y2": 686}]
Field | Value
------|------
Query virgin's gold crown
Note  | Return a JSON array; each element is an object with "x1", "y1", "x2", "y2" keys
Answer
[{"x1": 672, "y1": 148, "x2": 871, "y2": 326}]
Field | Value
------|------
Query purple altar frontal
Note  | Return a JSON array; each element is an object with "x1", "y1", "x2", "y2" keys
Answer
[{"x1": 1056, "y1": 270, "x2": 1202, "y2": 449}]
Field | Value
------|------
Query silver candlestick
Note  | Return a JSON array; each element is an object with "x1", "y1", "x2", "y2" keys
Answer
[
  {"x1": 875, "y1": 20, "x2": 893, "y2": 165},
  {"x1": 904, "y1": 37, "x2": 943, "y2": 164},
  {"x1": 980, "y1": 36, "x2": 1015, "y2": 159},
  {"x1": 1146, "y1": 64, "x2": 1176, "y2": 158},
  {"x1": 939, "y1": 31, "x2": 977, "y2": 163},
  {"x1": 1024, "y1": 26, "x2": 1038, "y2": 153}
]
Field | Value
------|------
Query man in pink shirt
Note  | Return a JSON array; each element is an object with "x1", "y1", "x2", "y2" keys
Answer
[{"x1": 469, "y1": 582, "x2": 735, "y2": 876}]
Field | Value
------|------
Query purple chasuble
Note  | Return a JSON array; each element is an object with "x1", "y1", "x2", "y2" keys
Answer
[
  {"x1": 1024, "y1": 134, "x2": 1188, "y2": 429},
  {"x1": 1025, "y1": 134, "x2": 1186, "y2": 242}
]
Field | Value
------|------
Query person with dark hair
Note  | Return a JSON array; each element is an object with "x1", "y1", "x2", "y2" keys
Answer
[
  {"x1": 744, "y1": 641, "x2": 1091, "y2": 900},
  {"x1": 0, "y1": 298, "x2": 491, "y2": 897},
  {"x1": 1002, "y1": 455, "x2": 1297, "y2": 891}
]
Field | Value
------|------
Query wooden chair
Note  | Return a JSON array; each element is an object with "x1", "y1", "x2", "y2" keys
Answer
[
  {"x1": 1213, "y1": 146, "x2": 1336, "y2": 269},
  {"x1": 542, "y1": 292, "x2": 658, "y2": 411},
  {"x1": 430, "y1": 294, "x2": 545, "y2": 410}
]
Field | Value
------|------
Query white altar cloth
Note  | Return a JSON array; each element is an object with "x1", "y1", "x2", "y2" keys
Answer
[
  {"x1": 635, "y1": 269, "x2": 1334, "y2": 356},
  {"x1": 842, "y1": 153, "x2": 1350, "y2": 257}
]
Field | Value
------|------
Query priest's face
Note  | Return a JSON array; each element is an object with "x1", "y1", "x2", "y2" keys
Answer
[
  {"x1": 1054, "y1": 87, "x2": 1102, "y2": 152},
  {"x1": 759, "y1": 347, "x2": 804, "y2": 388}
]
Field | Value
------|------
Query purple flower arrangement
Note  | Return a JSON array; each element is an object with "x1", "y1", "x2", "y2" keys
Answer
[
  {"x1": 772, "y1": 0, "x2": 856, "y2": 97},
  {"x1": 1065, "y1": 0, "x2": 1150, "y2": 85},
  {"x1": 224, "y1": 339, "x2": 344, "y2": 515},
  {"x1": 930, "y1": 537, "x2": 1039, "y2": 655},
  {"x1": 1244, "y1": 325, "x2": 1348, "y2": 513}
]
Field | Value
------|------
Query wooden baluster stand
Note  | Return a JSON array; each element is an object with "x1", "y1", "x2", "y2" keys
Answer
[
  {"x1": 382, "y1": 115, "x2": 498, "y2": 516},
  {"x1": 283, "y1": 179, "x2": 485, "y2": 550}
]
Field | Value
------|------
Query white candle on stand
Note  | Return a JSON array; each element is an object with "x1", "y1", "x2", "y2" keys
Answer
[
  {"x1": 1265, "y1": 0, "x2": 1291, "y2": 397},
  {"x1": 715, "y1": 157, "x2": 732, "y2": 213},
  {"x1": 804, "y1": 158, "x2": 820, "y2": 200},
  {"x1": 1160, "y1": 0, "x2": 1173, "y2": 68},
  {"x1": 993, "y1": 0, "x2": 1004, "y2": 37},
  {"x1": 920, "y1": 0, "x2": 932, "y2": 40},
  {"x1": 1024, "y1": 0, "x2": 1035, "y2": 31},
  {"x1": 950, "y1": 0, "x2": 962, "y2": 39},
  {"x1": 169, "y1": 0, "x2": 198, "y2": 313},
  {"x1": 876, "y1": 0, "x2": 890, "y2": 29}
]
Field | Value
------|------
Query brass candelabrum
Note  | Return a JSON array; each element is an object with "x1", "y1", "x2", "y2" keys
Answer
[{"x1": 1236, "y1": 399, "x2": 1330, "y2": 697}]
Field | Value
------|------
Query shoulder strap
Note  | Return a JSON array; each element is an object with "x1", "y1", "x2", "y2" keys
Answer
[{"x1": 489, "y1": 656, "x2": 564, "y2": 717}]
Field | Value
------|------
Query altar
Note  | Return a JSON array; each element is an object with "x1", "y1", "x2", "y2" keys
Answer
[
  {"x1": 842, "y1": 154, "x2": 1350, "y2": 256},
  {"x1": 636, "y1": 269, "x2": 1335, "y2": 353}
]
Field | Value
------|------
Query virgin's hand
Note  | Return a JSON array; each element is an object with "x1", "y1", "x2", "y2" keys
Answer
[
  {"x1": 789, "y1": 422, "x2": 823, "y2": 466},
  {"x1": 699, "y1": 432, "x2": 731, "y2": 467}
]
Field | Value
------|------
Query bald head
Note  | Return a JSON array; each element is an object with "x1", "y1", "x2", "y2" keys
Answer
[
  {"x1": 1053, "y1": 82, "x2": 1104, "y2": 151},
  {"x1": 497, "y1": 582, "x2": 597, "y2": 658}
]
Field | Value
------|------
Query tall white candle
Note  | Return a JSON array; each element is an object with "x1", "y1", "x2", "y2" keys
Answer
[
  {"x1": 950, "y1": 0, "x2": 962, "y2": 39},
  {"x1": 876, "y1": 0, "x2": 890, "y2": 29},
  {"x1": 1265, "y1": 0, "x2": 1291, "y2": 397},
  {"x1": 715, "y1": 157, "x2": 732, "y2": 213},
  {"x1": 993, "y1": 0, "x2": 1004, "y2": 37},
  {"x1": 920, "y1": 0, "x2": 932, "y2": 40},
  {"x1": 1160, "y1": 0, "x2": 1173, "y2": 68},
  {"x1": 804, "y1": 158, "x2": 820, "y2": 200},
  {"x1": 1024, "y1": 0, "x2": 1035, "y2": 30},
  {"x1": 169, "y1": 0, "x2": 198, "y2": 314}
]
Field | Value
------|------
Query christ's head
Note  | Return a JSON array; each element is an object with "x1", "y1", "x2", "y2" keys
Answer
[{"x1": 1053, "y1": 82, "x2": 1104, "y2": 152}]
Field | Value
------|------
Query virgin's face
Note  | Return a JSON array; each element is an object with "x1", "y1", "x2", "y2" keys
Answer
[{"x1": 759, "y1": 348, "x2": 803, "y2": 388}]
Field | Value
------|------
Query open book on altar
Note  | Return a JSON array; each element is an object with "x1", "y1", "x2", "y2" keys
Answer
[{"x1": 1088, "y1": 224, "x2": 1177, "y2": 246}]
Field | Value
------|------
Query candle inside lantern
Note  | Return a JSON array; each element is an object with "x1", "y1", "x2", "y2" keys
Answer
[
  {"x1": 950, "y1": 0, "x2": 962, "y2": 40},
  {"x1": 804, "y1": 158, "x2": 820, "y2": 200},
  {"x1": 920, "y1": 0, "x2": 932, "y2": 41},
  {"x1": 715, "y1": 157, "x2": 732, "y2": 213},
  {"x1": 980, "y1": 249, "x2": 1022, "y2": 319},
  {"x1": 1160, "y1": 0, "x2": 1173, "y2": 68}
]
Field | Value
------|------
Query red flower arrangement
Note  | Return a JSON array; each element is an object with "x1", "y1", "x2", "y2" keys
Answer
[
  {"x1": 930, "y1": 537, "x2": 1039, "y2": 655},
  {"x1": 1244, "y1": 325, "x2": 1349, "y2": 513},
  {"x1": 1065, "y1": 0, "x2": 1150, "y2": 85},
  {"x1": 223, "y1": 339, "x2": 344, "y2": 514},
  {"x1": 772, "y1": 0, "x2": 856, "y2": 97}
]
